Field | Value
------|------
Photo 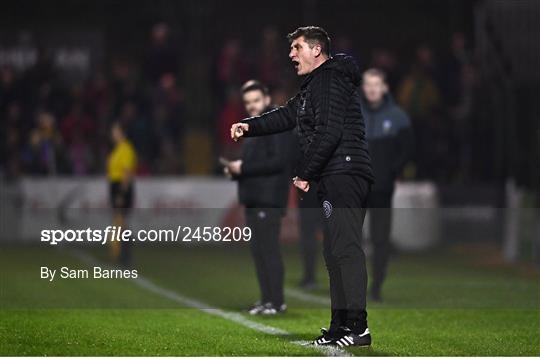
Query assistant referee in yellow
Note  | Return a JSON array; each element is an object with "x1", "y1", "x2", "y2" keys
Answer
[{"x1": 107, "y1": 122, "x2": 137, "y2": 266}]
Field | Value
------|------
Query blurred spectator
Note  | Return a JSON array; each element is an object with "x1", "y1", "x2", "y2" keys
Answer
[
  {"x1": 84, "y1": 71, "x2": 112, "y2": 120},
  {"x1": 442, "y1": 32, "x2": 472, "y2": 107},
  {"x1": 67, "y1": 128, "x2": 94, "y2": 175},
  {"x1": 116, "y1": 101, "x2": 153, "y2": 174},
  {"x1": 22, "y1": 49, "x2": 56, "y2": 89},
  {"x1": 370, "y1": 49, "x2": 400, "y2": 90},
  {"x1": 2, "y1": 126, "x2": 22, "y2": 177},
  {"x1": 22, "y1": 111, "x2": 66, "y2": 175},
  {"x1": 152, "y1": 73, "x2": 184, "y2": 136},
  {"x1": 256, "y1": 27, "x2": 286, "y2": 89},
  {"x1": 144, "y1": 22, "x2": 179, "y2": 84},
  {"x1": 217, "y1": 39, "x2": 249, "y2": 91},
  {"x1": 1, "y1": 101, "x2": 26, "y2": 177},
  {"x1": 441, "y1": 33, "x2": 478, "y2": 181},
  {"x1": 60, "y1": 101, "x2": 96, "y2": 145},
  {"x1": 397, "y1": 45, "x2": 445, "y2": 179},
  {"x1": 0, "y1": 22, "x2": 491, "y2": 182},
  {"x1": 361, "y1": 68, "x2": 414, "y2": 301},
  {"x1": 152, "y1": 104, "x2": 176, "y2": 144},
  {"x1": 110, "y1": 56, "x2": 146, "y2": 114},
  {"x1": 0, "y1": 66, "x2": 21, "y2": 111},
  {"x1": 59, "y1": 100, "x2": 96, "y2": 174},
  {"x1": 21, "y1": 49, "x2": 65, "y2": 113},
  {"x1": 453, "y1": 62, "x2": 480, "y2": 181},
  {"x1": 397, "y1": 45, "x2": 441, "y2": 119},
  {"x1": 151, "y1": 73, "x2": 185, "y2": 174}
]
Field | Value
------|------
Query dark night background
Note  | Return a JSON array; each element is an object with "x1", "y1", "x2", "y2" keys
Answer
[{"x1": 1, "y1": 0, "x2": 539, "y2": 202}]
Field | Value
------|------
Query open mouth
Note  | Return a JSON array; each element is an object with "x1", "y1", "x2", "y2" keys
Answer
[{"x1": 292, "y1": 60, "x2": 299, "y2": 70}]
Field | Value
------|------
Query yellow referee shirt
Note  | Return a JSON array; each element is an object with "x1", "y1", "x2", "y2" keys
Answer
[{"x1": 107, "y1": 140, "x2": 137, "y2": 182}]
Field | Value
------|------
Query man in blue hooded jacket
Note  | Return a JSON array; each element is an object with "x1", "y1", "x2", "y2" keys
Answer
[{"x1": 362, "y1": 68, "x2": 414, "y2": 301}]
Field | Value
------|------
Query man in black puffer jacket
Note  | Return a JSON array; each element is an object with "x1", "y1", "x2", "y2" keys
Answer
[
  {"x1": 231, "y1": 26, "x2": 374, "y2": 348},
  {"x1": 225, "y1": 80, "x2": 296, "y2": 316}
]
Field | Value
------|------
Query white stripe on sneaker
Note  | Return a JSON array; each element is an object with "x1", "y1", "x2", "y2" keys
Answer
[{"x1": 359, "y1": 328, "x2": 370, "y2": 337}]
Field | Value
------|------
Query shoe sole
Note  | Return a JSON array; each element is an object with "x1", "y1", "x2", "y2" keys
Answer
[{"x1": 317, "y1": 342, "x2": 371, "y2": 348}]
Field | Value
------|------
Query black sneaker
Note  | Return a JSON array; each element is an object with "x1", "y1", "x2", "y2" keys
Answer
[
  {"x1": 312, "y1": 328, "x2": 337, "y2": 346},
  {"x1": 260, "y1": 302, "x2": 287, "y2": 315},
  {"x1": 247, "y1": 302, "x2": 265, "y2": 315},
  {"x1": 335, "y1": 327, "x2": 372, "y2": 348}
]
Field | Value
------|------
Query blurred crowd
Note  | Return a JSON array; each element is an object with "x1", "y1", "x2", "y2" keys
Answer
[
  {"x1": 0, "y1": 23, "x2": 481, "y2": 183},
  {"x1": 215, "y1": 30, "x2": 481, "y2": 183},
  {"x1": 1, "y1": 23, "x2": 185, "y2": 177}
]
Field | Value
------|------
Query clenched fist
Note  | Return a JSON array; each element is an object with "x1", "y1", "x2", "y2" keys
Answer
[
  {"x1": 230, "y1": 123, "x2": 249, "y2": 141},
  {"x1": 293, "y1": 176, "x2": 310, "y2": 192}
]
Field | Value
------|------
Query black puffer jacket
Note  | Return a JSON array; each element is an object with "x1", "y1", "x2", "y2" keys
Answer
[
  {"x1": 237, "y1": 127, "x2": 296, "y2": 209},
  {"x1": 242, "y1": 54, "x2": 374, "y2": 183}
]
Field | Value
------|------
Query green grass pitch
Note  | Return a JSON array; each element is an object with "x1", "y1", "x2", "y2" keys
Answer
[{"x1": 1, "y1": 243, "x2": 539, "y2": 356}]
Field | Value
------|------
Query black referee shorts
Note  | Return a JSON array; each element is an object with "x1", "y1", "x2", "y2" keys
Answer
[{"x1": 109, "y1": 181, "x2": 134, "y2": 211}]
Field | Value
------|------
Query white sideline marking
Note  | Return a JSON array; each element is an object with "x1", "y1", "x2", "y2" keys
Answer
[
  {"x1": 72, "y1": 250, "x2": 351, "y2": 357},
  {"x1": 286, "y1": 287, "x2": 331, "y2": 306}
]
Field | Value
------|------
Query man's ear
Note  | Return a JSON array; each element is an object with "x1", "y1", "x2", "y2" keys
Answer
[
  {"x1": 264, "y1": 96, "x2": 271, "y2": 106},
  {"x1": 313, "y1": 44, "x2": 322, "y2": 58},
  {"x1": 382, "y1": 83, "x2": 389, "y2": 94}
]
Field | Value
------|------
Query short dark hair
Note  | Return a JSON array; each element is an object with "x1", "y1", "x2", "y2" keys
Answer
[
  {"x1": 287, "y1": 26, "x2": 331, "y2": 56},
  {"x1": 241, "y1": 80, "x2": 269, "y2": 96},
  {"x1": 363, "y1": 68, "x2": 387, "y2": 82}
]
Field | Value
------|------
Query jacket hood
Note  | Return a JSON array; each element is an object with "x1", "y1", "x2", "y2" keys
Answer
[
  {"x1": 361, "y1": 92, "x2": 396, "y2": 112},
  {"x1": 324, "y1": 53, "x2": 362, "y2": 86}
]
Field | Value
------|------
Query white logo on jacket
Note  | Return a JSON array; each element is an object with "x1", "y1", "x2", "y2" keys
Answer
[
  {"x1": 383, "y1": 119, "x2": 393, "y2": 133},
  {"x1": 323, "y1": 200, "x2": 333, "y2": 218}
]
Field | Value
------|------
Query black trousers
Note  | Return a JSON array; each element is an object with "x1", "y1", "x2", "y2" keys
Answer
[
  {"x1": 298, "y1": 183, "x2": 323, "y2": 283},
  {"x1": 109, "y1": 181, "x2": 133, "y2": 266},
  {"x1": 317, "y1": 175, "x2": 370, "y2": 333},
  {"x1": 245, "y1": 208, "x2": 285, "y2": 306},
  {"x1": 367, "y1": 190, "x2": 393, "y2": 293}
]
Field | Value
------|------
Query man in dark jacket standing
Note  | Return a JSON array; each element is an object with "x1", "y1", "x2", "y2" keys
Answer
[
  {"x1": 231, "y1": 27, "x2": 374, "y2": 347},
  {"x1": 362, "y1": 69, "x2": 414, "y2": 302},
  {"x1": 225, "y1": 80, "x2": 295, "y2": 315}
]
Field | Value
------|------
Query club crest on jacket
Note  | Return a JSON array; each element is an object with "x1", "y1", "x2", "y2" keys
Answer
[{"x1": 323, "y1": 200, "x2": 333, "y2": 218}]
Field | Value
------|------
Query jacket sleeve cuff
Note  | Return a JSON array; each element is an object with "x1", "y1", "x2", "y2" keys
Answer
[
  {"x1": 295, "y1": 161, "x2": 314, "y2": 181},
  {"x1": 241, "y1": 117, "x2": 261, "y2": 137}
]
